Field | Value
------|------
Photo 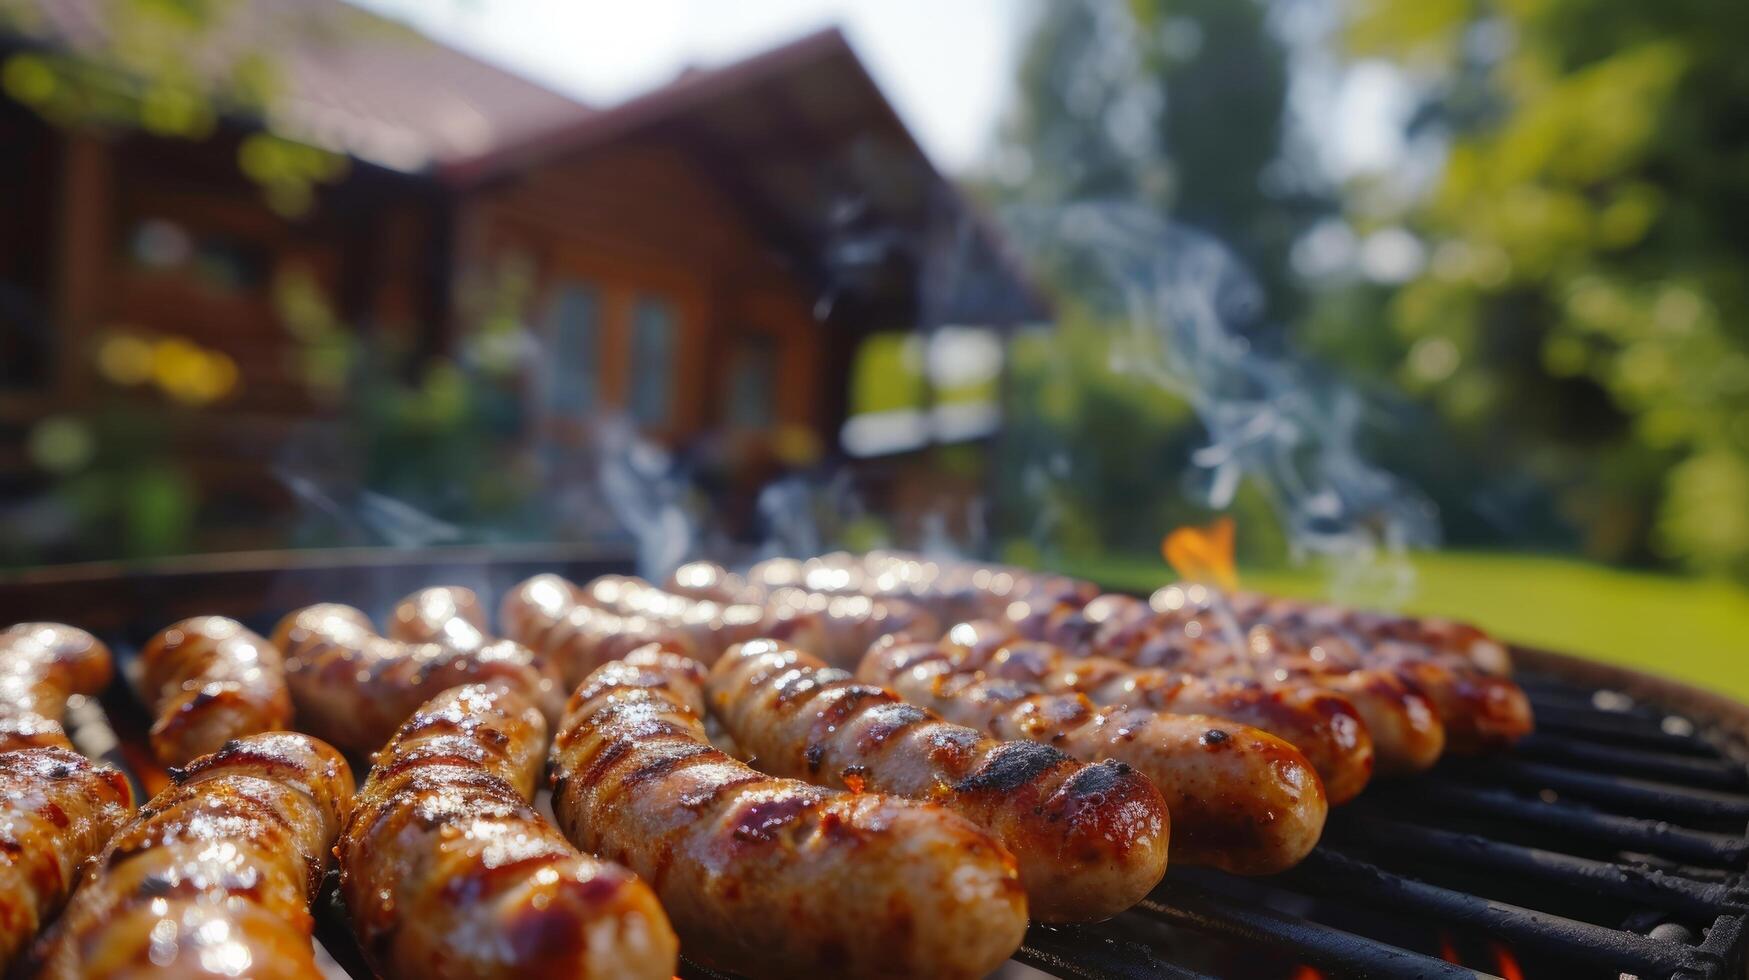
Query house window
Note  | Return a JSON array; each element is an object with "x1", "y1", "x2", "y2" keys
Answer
[
  {"x1": 545, "y1": 281, "x2": 599, "y2": 414},
  {"x1": 629, "y1": 295, "x2": 676, "y2": 426},
  {"x1": 726, "y1": 334, "x2": 777, "y2": 428},
  {"x1": 125, "y1": 218, "x2": 269, "y2": 294}
]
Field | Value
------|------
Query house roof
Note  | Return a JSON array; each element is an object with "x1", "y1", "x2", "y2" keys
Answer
[
  {"x1": 0, "y1": 0, "x2": 592, "y2": 172},
  {"x1": 444, "y1": 28, "x2": 1048, "y2": 326},
  {"x1": 2, "y1": 3, "x2": 1048, "y2": 325}
]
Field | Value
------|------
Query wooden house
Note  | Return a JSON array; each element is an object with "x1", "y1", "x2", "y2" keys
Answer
[{"x1": 0, "y1": 2, "x2": 1044, "y2": 555}]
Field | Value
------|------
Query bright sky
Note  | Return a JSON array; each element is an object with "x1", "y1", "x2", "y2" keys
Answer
[{"x1": 350, "y1": 0, "x2": 1032, "y2": 175}]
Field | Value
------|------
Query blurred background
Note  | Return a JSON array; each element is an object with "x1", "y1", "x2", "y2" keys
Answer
[{"x1": 2, "y1": 0, "x2": 1747, "y2": 694}]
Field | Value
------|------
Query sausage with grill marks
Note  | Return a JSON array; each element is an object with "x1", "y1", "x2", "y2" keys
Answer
[
  {"x1": 1030, "y1": 596, "x2": 1448, "y2": 772},
  {"x1": 1138, "y1": 597, "x2": 1531, "y2": 752},
  {"x1": 0, "y1": 624, "x2": 112, "y2": 753},
  {"x1": 500, "y1": 574, "x2": 699, "y2": 687},
  {"x1": 701, "y1": 554, "x2": 1096, "y2": 624},
  {"x1": 0, "y1": 747, "x2": 134, "y2": 973},
  {"x1": 1224, "y1": 589, "x2": 1513, "y2": 675},
  {"x1": 859, "y1": 635, "x2": 1327, "y2": 875},
  {"x1": 29, "y1": 732, "x2": 353, "y2": 979},
  {"x1": 338, "y1": 683, "x2": 676, "y2": 979},
  {"x1": 937, "y1": 620, "x2": 1373, "y2": 803},
  {"x1": 549, "y1": 647, "x2": 1029, "y2": 979},
  {"x1": 757, "y1": 588, "x2": 941, "y2": 668},
  {"x1": 139, "y1": 617, "x2": 294, "y2": 767},
  {"x1": 271, "y1": 601, "x2": 560, "y2": 757},
  {"x1": 707, "y1": 640, "x2": 1169, "y2": 921},
  {"x1": 573, "y1": 575, "x2": 795, "y2": 663}
]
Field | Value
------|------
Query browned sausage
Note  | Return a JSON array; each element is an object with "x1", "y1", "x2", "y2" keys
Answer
[
  {"x1": 1224, "y1": 589, "x2": 1513, "y2": 675},
  {"x1": 574, "y1": 575, "x2": 815, "y2": 663},
  {"x1": 29, "y1": 732, "x2": 353, "y2": 979},
  {"x1": 533, "y1": 572, "x2": 931, "y2": 671},
  {"x1": 1031, "y1": 595, "x2": 1449, "y2": 772},
  {"x1": 1141, "y1": 593, "x2": 1531, "y2": 752},
  {"x1": 339, "y1": 683, "x2": 677, "y2": 979},
  {"x1": 271, "y1": 601, "x2": 560, "y2": 757},
  {"x1": 0, "y1": 748, "x2": 134, "y2": 972},
  {"x1": 549, "y1": 648, "x2": 1029, "y2": 978},
  {"x1": 0, "y1": 624, "x2": 112, "y2": 753},
  {"x1": 757, "y1": 588, "x2": 941, "y2": 668},
  {"x1": 139, "y1": 617, "x2": 294, "y2": 767},
  {"x1": 936, "y1": 620, "x2": 1373, "y2": 803},
  {"x1": 708, "y1": 640, "x2": 1169, "y2": 921},
  {"x1": 858, "y1": 635, "x2": 1327, "y2": 875},
  {"x1": 500, "y1": 574, "x2": 699, "y2": 687},
  {"x1": 736, "y1": 552, "x2": 1100, "y2": 622}
]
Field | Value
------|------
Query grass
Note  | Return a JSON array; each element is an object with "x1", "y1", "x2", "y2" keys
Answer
[{"x1": 1036, "y1": 550, "x2": 1749, "y2": 703}]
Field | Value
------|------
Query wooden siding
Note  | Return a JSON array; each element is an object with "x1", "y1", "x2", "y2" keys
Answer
[{"x1": 456, "y1": 139, "x2": 825, "y2": 451}]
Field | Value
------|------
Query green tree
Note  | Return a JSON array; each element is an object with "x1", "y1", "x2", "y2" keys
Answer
[
  {"x1": 1332, "y1": 0, "x2": 1749, "y2": 577},
  {"x1": 989, "y1": 0, "x2": 1329, "y2": 559},
  {"x1": 0, "y1": 0, "x2": 349, "y2": 213},
  {"x1": 996, "y1": 0, "x2": 1322, "y2": 315}
]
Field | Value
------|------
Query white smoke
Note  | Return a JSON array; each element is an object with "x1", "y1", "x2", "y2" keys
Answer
[
  {"x1": 595, "y1": 416, "x2": 696, "y2": 581},
  {"x1": 1014, "y1": 204, "x2": 1438, "y2": 606}
]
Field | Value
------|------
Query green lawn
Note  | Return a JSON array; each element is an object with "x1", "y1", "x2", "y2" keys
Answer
[{"x1": 1033, "y1": 551, "x2": 1749, "y2": 703}]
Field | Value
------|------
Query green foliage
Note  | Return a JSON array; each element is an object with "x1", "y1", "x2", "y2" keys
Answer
[
  {"x1": 995, "y1": 309, "x2": 1289, "y2": 565},
  {"x1": 991, "y1": 0, "x2": 1327, "y2": 561},
  {"x1": 0, "y1": 0, "x2": 345, "y2": 215},
  {"x1": 996, "y1": 0, "x2": 1324, "y2": 315},
  {"x1": 1329, "y1": 0, "x2": 1749, "y2": 578},
  {"x1": 849, "y1": 334, "x2": 927, "y2": 416}
]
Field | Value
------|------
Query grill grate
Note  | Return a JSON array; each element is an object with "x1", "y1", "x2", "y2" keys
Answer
[{"x1": 72, "y1": 626, "x2": 1749, "y2": 980}]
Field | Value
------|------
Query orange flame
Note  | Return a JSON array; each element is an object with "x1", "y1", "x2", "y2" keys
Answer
[
  {"x1": 1288, "y1": 967, "x2": 1326, "y2": 980},
  {"x1": 1163, "y1": 516, "x2": 1239, "y2": 590},
  {"x1": 1437, "y1": 931, "x2": 1460, "y2": 965},
  {"x1": 1492, "y1": 942, "x2": 1524, "y2": 980}
]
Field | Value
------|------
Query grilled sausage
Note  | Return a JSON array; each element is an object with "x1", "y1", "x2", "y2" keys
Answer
[
  {"x1": 707, "y1": 640, "x2": 1169, "y2": 921},
  {"x1": 29, "y1": 732, "x2": 353, "y2": 979},
  {"x1": 757, "y1": 588, "x2": 941, "y2": 668},
  {"x1": 139, "y1": 617, "x2": 294, "y2": 767},
  {"x1": 1140, "y1": 593, "x2": 1532, "y2": 752},
  {"x1": 339, "y1": 683, "x2": 676, "y2": 979},
  {"x1": 271, "y1": 601, "x2": 560, "y2": 757},
  {"x1": 934, "y1": 621, "x2": 1373, "y2": 804},
  {"x1": 0, "y1": 748, "x2": 134, "y2": 973},
  {"x1": 859, "y1": 635, "x2": 1327, "y2": 875},
  {"x1": 500, "y1": 574, "x2": 699, "y2": 687},
  {"x1": 666, "y1": 560, "x2": 748, "y2": 602},
  {"x1": 574, "y1": 575, "x2": 782, "y2": 662},
  {"x1": 0, "y1": 624, "x2": 112, "y2": 753},
  {"x1": 549, "y1": 648, "x2": 1029, "y2": 978},
  {"x1": 389, "y1": 583, "x2": 568, "y2": 691},
  {"x1": 1031, "y1": 595, "x2": 1450, "y2": 771},
  {"x1": 667, "y1": 563, "x2": 946, "y2": 663},
  {"x1": 727, "y1": 554, "x2": 1097, "y2": 624},
  {"x1": 531, "y1": 570, "x2": 937, "y2": 668},
  {"x1": 1225, "y1": 589, "x2": 1513, "y2": 675}
]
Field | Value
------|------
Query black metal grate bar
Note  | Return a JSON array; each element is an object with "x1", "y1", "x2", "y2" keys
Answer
[
  {"x1": 1530, "y1": 705, "x2": 1719, "y2": 756},
  {"x1": 1685, "y1": 913, "x2": 1749, "y2": 980},
  {"x1": 1444, "y1": 757, "x2": 1749, "y2": 824},
  {"x1": 1512, "y1": 734, "x2": 1749, "y2": 790},
  {"x1": 1379, "y1": 780, "x2": 1749, "y2": 867},
  {"x1": 1136, "y1": 882, "x2": 1494, "y2": 979},
  {"x1": 1326, "y1": 812, "x2": 1741, "y2": 919},
  {"x1": 1281, "y1": 850, "x2": 1722, "y2": 977},
  {"x1": 1015, "y1": 924, "x2": 1219, "y2": 980}
]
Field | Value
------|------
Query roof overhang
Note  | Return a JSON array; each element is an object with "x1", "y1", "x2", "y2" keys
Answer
[{"x1": 443, "y1": 28, "x2": 1051, "y2": 328}]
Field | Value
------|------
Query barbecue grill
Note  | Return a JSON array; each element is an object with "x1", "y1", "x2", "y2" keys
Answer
[{"x1": 9, "y1": 549, "x2": 1748, "y2": 979}]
